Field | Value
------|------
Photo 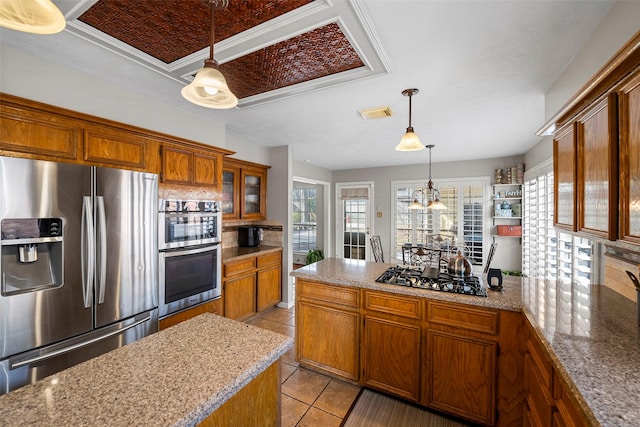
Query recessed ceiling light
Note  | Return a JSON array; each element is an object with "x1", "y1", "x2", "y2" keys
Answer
[{"x1": 358, "y1": 106, "x2": 393, "y2": 120}]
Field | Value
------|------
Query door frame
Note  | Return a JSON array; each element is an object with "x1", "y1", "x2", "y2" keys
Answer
[{"x1": 335, "y1": 181, "x2": 375, "y2": 261}]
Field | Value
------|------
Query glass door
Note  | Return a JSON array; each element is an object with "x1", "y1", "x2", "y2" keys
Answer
[{"x1": 336, "y1": 183, "x2": 373, "y2": 261}]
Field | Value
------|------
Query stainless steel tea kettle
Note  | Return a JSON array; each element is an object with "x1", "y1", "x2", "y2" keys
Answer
[{"x1": 448, "y1": 250, "x2": 472, "y2": 276}]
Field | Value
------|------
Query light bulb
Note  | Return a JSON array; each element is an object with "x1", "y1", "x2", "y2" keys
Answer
[{"x1": 204, "y1": 86, "x2": 219, "y2": 95}]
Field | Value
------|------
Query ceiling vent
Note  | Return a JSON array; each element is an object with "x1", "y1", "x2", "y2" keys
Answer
[{"x1": 358, "y1": 106, "x2": 392, "y2": 120}]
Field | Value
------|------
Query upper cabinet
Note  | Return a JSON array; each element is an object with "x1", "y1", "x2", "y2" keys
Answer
[
  {"x1": 222, "y1": 158, "x2": 270, "y2": 221},
  {"x1": 618, "y1": 67, "x2": 640, "y2": 244},
  {"x1": 575, "y1": 94, "x2": 619, "y2": 240},
  {"x1": 160, "y1": 142, "x2": 226, "y2": 189},
  {"x1": 553, "y1": 123, "x2": 577, "y2": 231},
  {"x1": 544, "y1": 31, "x2": 640, "y2": 245}
]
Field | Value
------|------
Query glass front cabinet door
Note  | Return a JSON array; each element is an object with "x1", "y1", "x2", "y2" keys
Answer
[{"x1": 222, "y1": 159, "x2": 269, "y2": 221}]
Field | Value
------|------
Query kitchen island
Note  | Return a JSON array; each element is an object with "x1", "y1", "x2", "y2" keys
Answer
[
  {"x1": 0, "y1": 313, "x2": 293, "y2": 426},
  {"x1": 291, "y1": 258, "x2": 640, "y2": 426}
]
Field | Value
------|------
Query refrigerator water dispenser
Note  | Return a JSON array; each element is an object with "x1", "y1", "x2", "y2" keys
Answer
[{"x1": 1, "y1": 218, "x2": 64, "y2": 296}]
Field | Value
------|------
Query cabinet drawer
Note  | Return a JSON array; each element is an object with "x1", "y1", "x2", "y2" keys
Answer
[
  {"x1": 525, "y1": 354, "x2": 554, "y2": 426},
  {"x1": 224, "y1": 257, "x2": 256, "y2": 277},
  {"x1": 427, "y1": 301, "x2": 498, "y2": 335},
  {"x1": 257, "y1": 251, "x2": 281, "y2": 268},
  {"x1": 363, "y1": 291, "x2": 421, "y2": 320},
  {"x1": 298, "y1": 280, "x2": 359, "y2": 309}
]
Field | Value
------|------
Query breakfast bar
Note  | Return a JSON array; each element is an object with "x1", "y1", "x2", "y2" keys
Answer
[{"x1": 0, "y1": 314, "x2": 293, "y2": 426}]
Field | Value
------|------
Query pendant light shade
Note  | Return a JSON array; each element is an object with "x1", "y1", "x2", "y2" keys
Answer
[
  {"x1": 395, "y1": 88, "x2": 426, "y2": 151},
  {"x1": 181, "y1": 0, "x2": 238, "y2": 109},
  {"x1": 0, "y1": 0, "x2": 66, "y2": 34}
]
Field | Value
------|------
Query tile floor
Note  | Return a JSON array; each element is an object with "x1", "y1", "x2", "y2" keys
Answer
[{"x1": 245, "y1": 306, "x2": 361, "y2": 427}]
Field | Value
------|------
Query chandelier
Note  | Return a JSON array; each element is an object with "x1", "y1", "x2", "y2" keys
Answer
[{"x1": 408, "y1": 144, "x2": 447, "y2": 210}]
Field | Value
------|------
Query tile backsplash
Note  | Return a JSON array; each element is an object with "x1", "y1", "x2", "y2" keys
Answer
[{"x1": 222, "y1": 220, "x2": 283, "y2": 248}]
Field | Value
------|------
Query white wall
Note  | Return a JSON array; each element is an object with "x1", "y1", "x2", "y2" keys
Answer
[{"x1": 225, "y1": 131, "x2": 271, "y2": 165}]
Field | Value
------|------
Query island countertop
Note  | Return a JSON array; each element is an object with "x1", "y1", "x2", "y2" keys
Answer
[
  {"x1": 0, "y1": 313, "x2": 293, "y2": 426},
  {"x1": 292, "y1": 258, "x2": 640, "y2": 426}
]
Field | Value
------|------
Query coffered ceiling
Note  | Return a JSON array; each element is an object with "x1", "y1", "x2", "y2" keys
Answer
[{"x1": 0, "y1": 0, "x2": 617, "y2": 170}]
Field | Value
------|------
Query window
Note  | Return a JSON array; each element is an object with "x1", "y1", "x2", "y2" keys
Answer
[
  {"x1": 392, "y1": 179, "x2": 487, "y2": 265},
  {"x1": 522, "y1": 169, "x2": 597, "y2": 285},
  {"x1": 292, "y1": 186, "x2": 317, "y2": 253}
]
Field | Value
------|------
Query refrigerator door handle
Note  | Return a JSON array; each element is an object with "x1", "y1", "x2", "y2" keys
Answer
[
  {"x1": 10, "y1": 314, "x2": 152, "y2": 369},
  {"x1": 81, "y1": 196, "x2": 94, "y2": 309},
  {"x1": 96, "y1": 196, "x2": 107, "y2": 305}
]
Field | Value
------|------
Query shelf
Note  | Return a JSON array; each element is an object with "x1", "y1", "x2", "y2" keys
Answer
[
  {"x1": 493, "y1": 197, "x2": 522, "y2": 201},
  {"x1": 493, "y1": 183, "x2": 523, "y2": 186},
  {"x1": 491, "y1": 235, "x2": 522, "y2": 238},
  {"x1": 493, "y1": 216, "x2": 522, "y2": 220}
]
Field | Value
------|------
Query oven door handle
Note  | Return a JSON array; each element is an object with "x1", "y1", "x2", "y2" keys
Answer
[{"x1": 161, "y1": 244, "x2": 219, "y2": 258}]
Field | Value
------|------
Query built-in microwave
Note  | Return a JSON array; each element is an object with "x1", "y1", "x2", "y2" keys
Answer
[{"x1": 158, "y1": 199, "x2": 221, "y2": 250}]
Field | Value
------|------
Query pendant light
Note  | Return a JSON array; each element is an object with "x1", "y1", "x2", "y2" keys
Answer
[
  {"x1": 395, "y1": 88, "x2": 426, "y2": 151},
  {"x1": 0, "y1": 0, "x2": 66, "y2": 34},
  {"x1": 408, "y1": 144, "x2": 447, "y2": 210},
  {"x1": 181, "y1": 0, "x2": 238, "y2": 109}
]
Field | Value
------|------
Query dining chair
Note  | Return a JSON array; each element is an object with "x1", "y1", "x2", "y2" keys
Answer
[{"x1": 370, "y1": 235, "x2": 384, "y2": 262}]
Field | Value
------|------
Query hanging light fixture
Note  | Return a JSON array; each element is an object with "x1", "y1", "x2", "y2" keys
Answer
[
  {"x1": 408, "y1": 144, "x2": 447, "y2": 210},
  {"x1": 181, "y1": 0, "x2": 238, "y2": 109},
  {"x1": 0, "y1": 0, "x2": 66, "y2": 34},
  {"x1": 395, "y1": 88, "x2": 426, "y2": 151}
]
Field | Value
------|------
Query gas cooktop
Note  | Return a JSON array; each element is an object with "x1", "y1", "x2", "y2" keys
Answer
[{"x1": 375, "y1": 266, "x2": 487, "y2": 297}]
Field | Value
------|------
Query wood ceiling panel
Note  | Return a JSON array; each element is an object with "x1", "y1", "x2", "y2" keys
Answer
[
  {"x1": 220, "y1": 23, "x2": 365, "y2": 99},
  {"x1": 79, "y1": 0, "x2": 313, "y2": 64}
]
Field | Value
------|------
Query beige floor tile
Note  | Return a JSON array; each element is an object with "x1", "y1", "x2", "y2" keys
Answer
[
  {"x1": 280, "y1": 394, "x2": 310, "y2": 427},
  {"x1": 282, "y1": 346, "x2": 298, "y2": 366},
  {"x1": 276, "y1": 323, "x2": 295, "y2": 338},
  {"x1": 281, "y1": 363, "x2": 297, "y2": 383},
  {"x1": 297, "y1": 407, "x2": 342, "y2": 427},
  {"x1": 313, "y1": 379, "x2": 361, "y2": 418},
  {"x1": 261, "y1": 308, "x2": 295, "y2": 324},
  {"x1": 250, "y1": 318, "x2": 284, "y2": 333},
  {"x1": 282, "y1": 368, "x2": 330, "y2": 405}
]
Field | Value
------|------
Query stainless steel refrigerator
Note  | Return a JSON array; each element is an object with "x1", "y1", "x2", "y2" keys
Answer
[{"x1": 0, "y1": 156, "x2": 158, "y2": 395}]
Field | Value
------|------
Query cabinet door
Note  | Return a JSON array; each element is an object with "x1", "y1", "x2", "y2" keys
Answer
[
  {"x1": 297, "y1": 301, "x2": 359, "y2": 380},
  {"x1": 162, "y1": 145, "x2": 192, "y2": 184},
  {"x1": 618, "y1": 69, "x2": 640, "y2": 244},
  {"x1": 193, "y1": 151, "x2": 220, "y2": 187},
  {"x1": 222, "y1": 166, "x2": 240, "y2": 220},
  {"x1": 553, "y1": 123, "x2": 577, "y2": 231},
  {"x1": 241, "y1": 167, "x2": 267, "y2": 220},
  {"x1": 425, "y1": 330, "x2": 497, "y2": 425},
  {"x1": 83, "y1": 124, "x2": 157, "y2": 171},
  {"x1": 576, "y1": 94, "x2": 618, "y2": 239},
  {"x1": 362, "y1": 316, "x2": 420, "y2": 401},
  {"x1": 224, "y1": 274, "x2": 256, "y2": 320},
  {"x1": 0, "y1": 100, "x2": 82, "y2": 161},
  {"x1": 257, "y1": 265, "x2": 281, "y2": 312}
]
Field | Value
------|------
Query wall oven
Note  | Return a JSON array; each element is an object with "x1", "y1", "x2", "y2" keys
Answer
[{"x1": 158, "y1": 200, "x2": 221, "y2": 318}]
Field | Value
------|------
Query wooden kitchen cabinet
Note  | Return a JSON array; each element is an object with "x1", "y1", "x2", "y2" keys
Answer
[
  {"x1": 553, "y1": 123, "x2": 577, "y2": 231},
  {"x1": 158, "y1": 298, "x2": 223, "y2": 330},
  {"x1": 296, "y1": 279, "x2": 360, "y2": 381},
  {"x1": 576, "y1": 94, "x2": 619, "y2": 240},
  {"x1": 161, "y1": 142, "x2": 223, "y2": 189},
  {"x1": 222, "y1": 158, "x2": 269, "y2": 221},
  {"x1": 524, "y1": 319, "x2": 589, "y2": 427},
  {"x1": 83, "y1": 122, "x2": 159, "y2": 171},
  {"x1": 618, "y1": 67, "x2": 640, "y2": 244},
  {"x1": 362, "y1": 291, "x2": 421, "y2": 401},
  {"x1": 223, "y1": 250, "x2": 282, "y2": 320},
  {"x1": 423, "y1": 301, "x2": 499, "y2": 426}
]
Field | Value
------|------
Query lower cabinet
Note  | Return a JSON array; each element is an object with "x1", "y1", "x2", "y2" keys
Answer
[
  {"x1": 524, "y1": 319, "x2": 589, "y2": 427},
  {"x1": 158, "y1": 298, "x2": 223, "y2": 330},
  {"x1": 295, "y1": 281, "x2": 526, "y2": 426},
  {"x1": 296, "y1": 280, "x2": 360, "y2": 381},
  {"x1": 223, "y1": 250, "x2": 282, "y2": 321},
  {"x1": 425, "y1": 330, "x2": 497, "y2": 425},
  {"x1": 362, "y1": 291, "x2": 421, "y2": 401}
]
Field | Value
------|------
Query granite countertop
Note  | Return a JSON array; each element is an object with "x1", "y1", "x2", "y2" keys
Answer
[
  {"x1": 293, "y1": 258, "x2": 640, "y2": 426},
  {"x1": 290, "y1": 257, "x2": 523, "y2": 312},
  {"x1": 221, "y1": 245, "x2": 282, "y2": 263},
  {"x1": 0, "y1": 313, "x2": 293, "y2": 426},
  {"x1": 522, "y1": 278, "x2": 640, "y2": 426}
]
